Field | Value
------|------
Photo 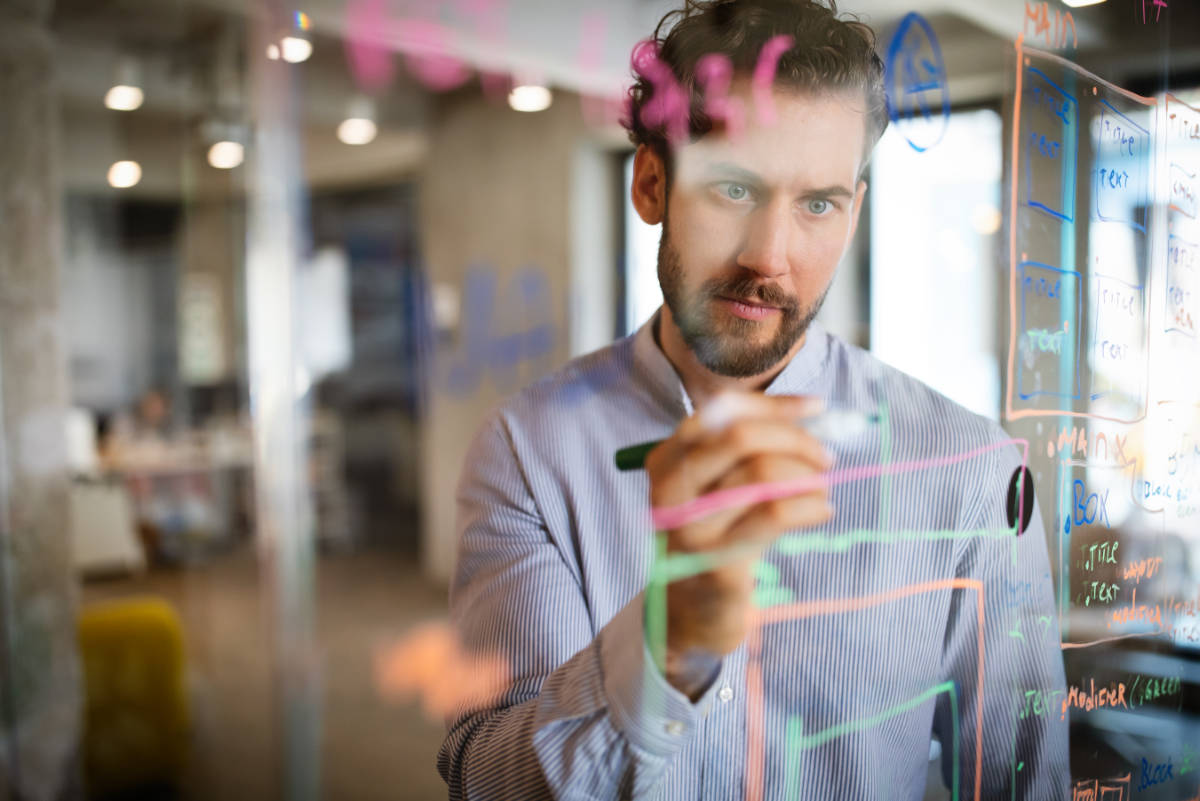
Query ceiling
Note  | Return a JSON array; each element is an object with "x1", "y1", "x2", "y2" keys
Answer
[{"x1": 47, "y1": 0, "x2": 1200, "y2": 198}]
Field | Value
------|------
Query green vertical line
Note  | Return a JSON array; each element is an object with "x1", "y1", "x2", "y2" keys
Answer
[
  {"x1": 1010, "y1": 469, "x2": 1023, "y2": 567},
  {"x1": 1010, "y1": 694, "x2": 1018, "y2": 801},
  {"x1": 948, "y1": 681, "x2": 960, "y2": 801},
  {"x1": 878, "y1": 400, "x2": 893, "y2": 531},
  {"x1": 647, "y1": 532, "x2": 668, "y2": 674},
  {"x1": 1058, "y1": 459, "x2": 1070, "y2": 637},
  {"x1": 785, "y1": 716, "x2": 804, "y2": 801}
]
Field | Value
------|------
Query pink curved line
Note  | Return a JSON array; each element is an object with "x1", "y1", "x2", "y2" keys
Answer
[
  {"x1": 631, "y1": 38, "x2": 690, "y2": 144},
  {"x1": 696, "y1": 53, "x2": 745, "y2": 139},
  {"x1": 752, "y1": 34, "x2": 793, "y2": 126},
  {"x1": 651, "y1": 438, "x2": 1030, "y2": 530},
  {"x1": 345, "y1": 0, "x2": 396, "y2": 91}
]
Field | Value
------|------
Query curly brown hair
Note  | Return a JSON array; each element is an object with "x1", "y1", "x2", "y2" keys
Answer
[{"x1": 624, "y1": 0, "x2": 888, "y2": 179}]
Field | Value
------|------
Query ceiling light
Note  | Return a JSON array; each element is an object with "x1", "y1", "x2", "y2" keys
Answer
[
  {"x1": 281, "y1": 35, "x2": 312, "y2": 63},
  {"x1": 207, "y1": 140, "x2": 245, "y2": 169},
  {"x1": 338, "y1": 96, "x2": 377, "y2": 145},
  {"x1": 107, "y1": 160, "x2": 141, "y2": 189},
  {"x1": 337, "y1": 117, "x2": 377, "y2": 145},
  {"x1": 105, "y1": 57, "x2": 144, "y2": 110},
  {"x1": 105, "y1": 85, "x2": 143, "y2": 111},
  {"x1": 508, "y1": 84, "x2": 552, "y2": 113},
  {"x1": 266, "y1": 43, "x2": 280, "y2": 60},
  {"x1": 1061, "y1": 0, "x2": 1105, "y2": 6}
]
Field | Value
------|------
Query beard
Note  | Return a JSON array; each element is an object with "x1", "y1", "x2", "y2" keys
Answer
[{"x1": 657, "y1": 225, "x2": 829, "y2": 378}]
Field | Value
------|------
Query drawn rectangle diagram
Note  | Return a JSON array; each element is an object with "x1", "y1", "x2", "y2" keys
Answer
[
  {"x1": 1090, "y1": 274, "x2": 1145, "y2": 404},
  {"x1": 1166, "y1": 234, "x2": 1197, "y2": 337},
  {"x1": 1093, "y1": 99, "x2": 1151, "y2": 232},
  {"x1": 1072, "y1": 779, "x2": 1097, "y2": 801},
  {"x1": 1098, "y1": 773, "x2": 1130, "y2": 801},
  {"x1": 784, "y1": 681, "x2": 959, "y2": 801},
  {"x1": 1017, "y1": 261, "x2": 1081, "y2": 401},
  {"x1": 1170, "y1": 162, "x2": 1197, "y2": 219},
  {"x1": 1023, "y1": 67, "x2": 1077, "y2": 222},
  {"x1": 743, "y1": 579, "x2": 987, "y2": 801},
  {"x1": 1072, "y1": 773, "x2": 1131, "y2": 801}
]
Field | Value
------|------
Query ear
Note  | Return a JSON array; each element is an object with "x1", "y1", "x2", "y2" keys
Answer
[
  {"x1": 631, "y1": 144, "x2": 668, "y2": 226},
  {"x1": 847, "y1": 179, "x2": 868, "y2": 241}
]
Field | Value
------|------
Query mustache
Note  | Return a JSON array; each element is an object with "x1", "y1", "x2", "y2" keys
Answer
[{"x1": 703, "y1": 275, "x2": 798, "y2": 311}]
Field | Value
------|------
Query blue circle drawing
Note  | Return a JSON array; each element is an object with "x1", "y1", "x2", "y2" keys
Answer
[{"x1": 885, "y1": 12, "x2": 950, "y2": 153}]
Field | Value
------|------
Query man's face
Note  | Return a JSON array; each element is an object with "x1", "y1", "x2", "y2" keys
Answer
[{"x1": 654, "y1": 83, "x2": 868, "y2": 378}]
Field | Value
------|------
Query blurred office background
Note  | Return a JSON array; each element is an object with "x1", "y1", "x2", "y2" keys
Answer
[{"x1": 0, "y1": 0, "x2": 1197, "y2": 799}]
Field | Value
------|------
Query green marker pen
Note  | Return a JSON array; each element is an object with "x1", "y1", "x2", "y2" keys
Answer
[{"x1": 614, "y1": 408, "x2": 879, "y2": 471}]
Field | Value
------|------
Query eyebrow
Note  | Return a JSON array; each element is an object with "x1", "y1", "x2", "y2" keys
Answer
[
  {"x1": 702, "y1": 162, "x2": 855, "y2": 199},
  {"x1": 703, "y1": 162, "x2": 765, "y2": 185},
  {"x1": 805, "y1": 184, "x2": 857, "y2": 200}
]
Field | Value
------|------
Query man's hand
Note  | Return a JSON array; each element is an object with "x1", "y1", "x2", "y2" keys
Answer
[{"x1": 644, "y1": 393, "x2": 834, "y2": 698}]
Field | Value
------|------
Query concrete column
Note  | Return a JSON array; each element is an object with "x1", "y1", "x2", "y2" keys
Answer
[
  {"x1": 0, "y1": 2, "x2": 84, "y2": 799},
  {"x1": 418, "y1": 92, "x2": 589, "y2": 584}
]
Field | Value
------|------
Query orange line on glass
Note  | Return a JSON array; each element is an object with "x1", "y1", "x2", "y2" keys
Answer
[{"x1": 742, "y1": 578, "x2": 985, "y2": 801}]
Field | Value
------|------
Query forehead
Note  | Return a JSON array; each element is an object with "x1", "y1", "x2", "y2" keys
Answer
[{"x1": 674, "y1": 83, "x2": 868, "y2": 189}]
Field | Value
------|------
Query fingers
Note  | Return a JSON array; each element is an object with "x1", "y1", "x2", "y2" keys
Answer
[
  {"x1": 668, "y1": 452, "x2": 831, "y2": 551},
  {"x1": 650, "y1": 393, "x2": 836, "y2": 662},
  {"x1": 648, "y1": 395, "x2": 830, "y2": 509},
  {"x1": 716, "y1": 492, "x2": 834, "y2": 551},
  {"x1": 648, "y1": 393, "x2": 817, "y2": 469}
]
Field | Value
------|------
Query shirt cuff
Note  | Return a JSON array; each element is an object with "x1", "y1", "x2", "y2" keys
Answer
[{"x1": 599, "y1": 591, "x2": 724, "y2": 758}]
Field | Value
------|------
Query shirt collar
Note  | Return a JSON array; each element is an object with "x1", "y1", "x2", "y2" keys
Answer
[{"x1": 631, "y1": 308, "x2": 831, "y2": 417}]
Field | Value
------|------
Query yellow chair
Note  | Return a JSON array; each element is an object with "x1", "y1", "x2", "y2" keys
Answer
[{"x1": 77, "y1": 597, "x2": 189, "y2": 799}]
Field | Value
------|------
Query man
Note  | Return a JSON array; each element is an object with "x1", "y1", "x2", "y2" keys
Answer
[{"x1": 439, "y1": 1, "x2": 1068, "y2": 798}]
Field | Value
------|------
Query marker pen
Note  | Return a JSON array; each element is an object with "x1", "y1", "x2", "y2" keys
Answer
[{"x1": 614, "y1": 407, "x2": 879, "y2": 472}]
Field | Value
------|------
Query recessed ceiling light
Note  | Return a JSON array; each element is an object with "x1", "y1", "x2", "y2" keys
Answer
[
  {"x1": 1061, "y1": 0, "x2": 1105, "y2": 7},
  {"x1": 105, "y1": 84, "x2": 144, "y2": 111},
  {"x1": 508, "y1": 84, "x2": 552, "y2": 113},
  {"x1": 266, "y1": 43, "x2": 281, "y2": 60},
  {"x1": 281, "y1": 35, "x2": 312, "y2": 63},
  {"x1": 107, "y1": 160, "x2": 142, "y2": 189},
  {"x1": 207, "y1": 141, "x2": 245, "y2": 169},
  {"x1": 337, "y1": 117, "x2": 377, "y2": 145}
]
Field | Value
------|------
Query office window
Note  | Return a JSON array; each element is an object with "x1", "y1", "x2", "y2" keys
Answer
[{"x1": 869, "y1": 108, "x2": 1005, "y2": 420}]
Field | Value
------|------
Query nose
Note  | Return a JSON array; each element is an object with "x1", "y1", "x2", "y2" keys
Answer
[{"x1": 736, "y1": 198, "x2": 791, "y2": 278}]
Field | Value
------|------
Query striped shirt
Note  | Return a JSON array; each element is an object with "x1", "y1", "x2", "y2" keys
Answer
[{"x1": 439, "y1": 314, "x2": 1069, "y2": 800}]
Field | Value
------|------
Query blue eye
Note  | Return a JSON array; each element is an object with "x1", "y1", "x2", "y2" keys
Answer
[
  {"x1": 808, "y1": 198, "x2": 832, "y2": 215},
  {"x1": 723, "y1": 183, "x2": 749, "y2": 201}
]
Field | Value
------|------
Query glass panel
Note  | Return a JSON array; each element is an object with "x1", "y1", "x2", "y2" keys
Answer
[
  {"x1": 870, "y1": 108, "x2": 1004, "y2": 421},
  {"x1": 2, "y1": 2, "x2": 1198, "y2": 800}
]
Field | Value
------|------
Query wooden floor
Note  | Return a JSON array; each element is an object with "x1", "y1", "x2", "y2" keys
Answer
[
  {"x1": 81, "y1": 545, "x2": 451, "y2": 801},
  {"x1": 80, "y1": 545, "x2": 960, "y2": 801}
]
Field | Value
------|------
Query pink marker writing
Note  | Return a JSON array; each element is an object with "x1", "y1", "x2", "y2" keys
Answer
[
  {"x1": 752, "y1": 34, "x2": 794, "y2": 125},
  {"x1": 631, "y1": 38, "x2": 691, "y2": 145}
]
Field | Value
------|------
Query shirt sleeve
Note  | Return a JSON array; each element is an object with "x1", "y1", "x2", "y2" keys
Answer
[
  {"x1": 932, "y1": 438, "x2": 1070, "y2": 800},
  {"x1": 437, "y1": 413, "x2": 724, "y2": 800}
]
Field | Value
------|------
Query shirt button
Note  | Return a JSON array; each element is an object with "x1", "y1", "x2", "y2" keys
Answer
[
  {"x1": 664, "y1": 720, "x2": 685, "y2": 736},
  {"x1": 718, "y1": 686, "x2": 734, "y2": 703}
]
